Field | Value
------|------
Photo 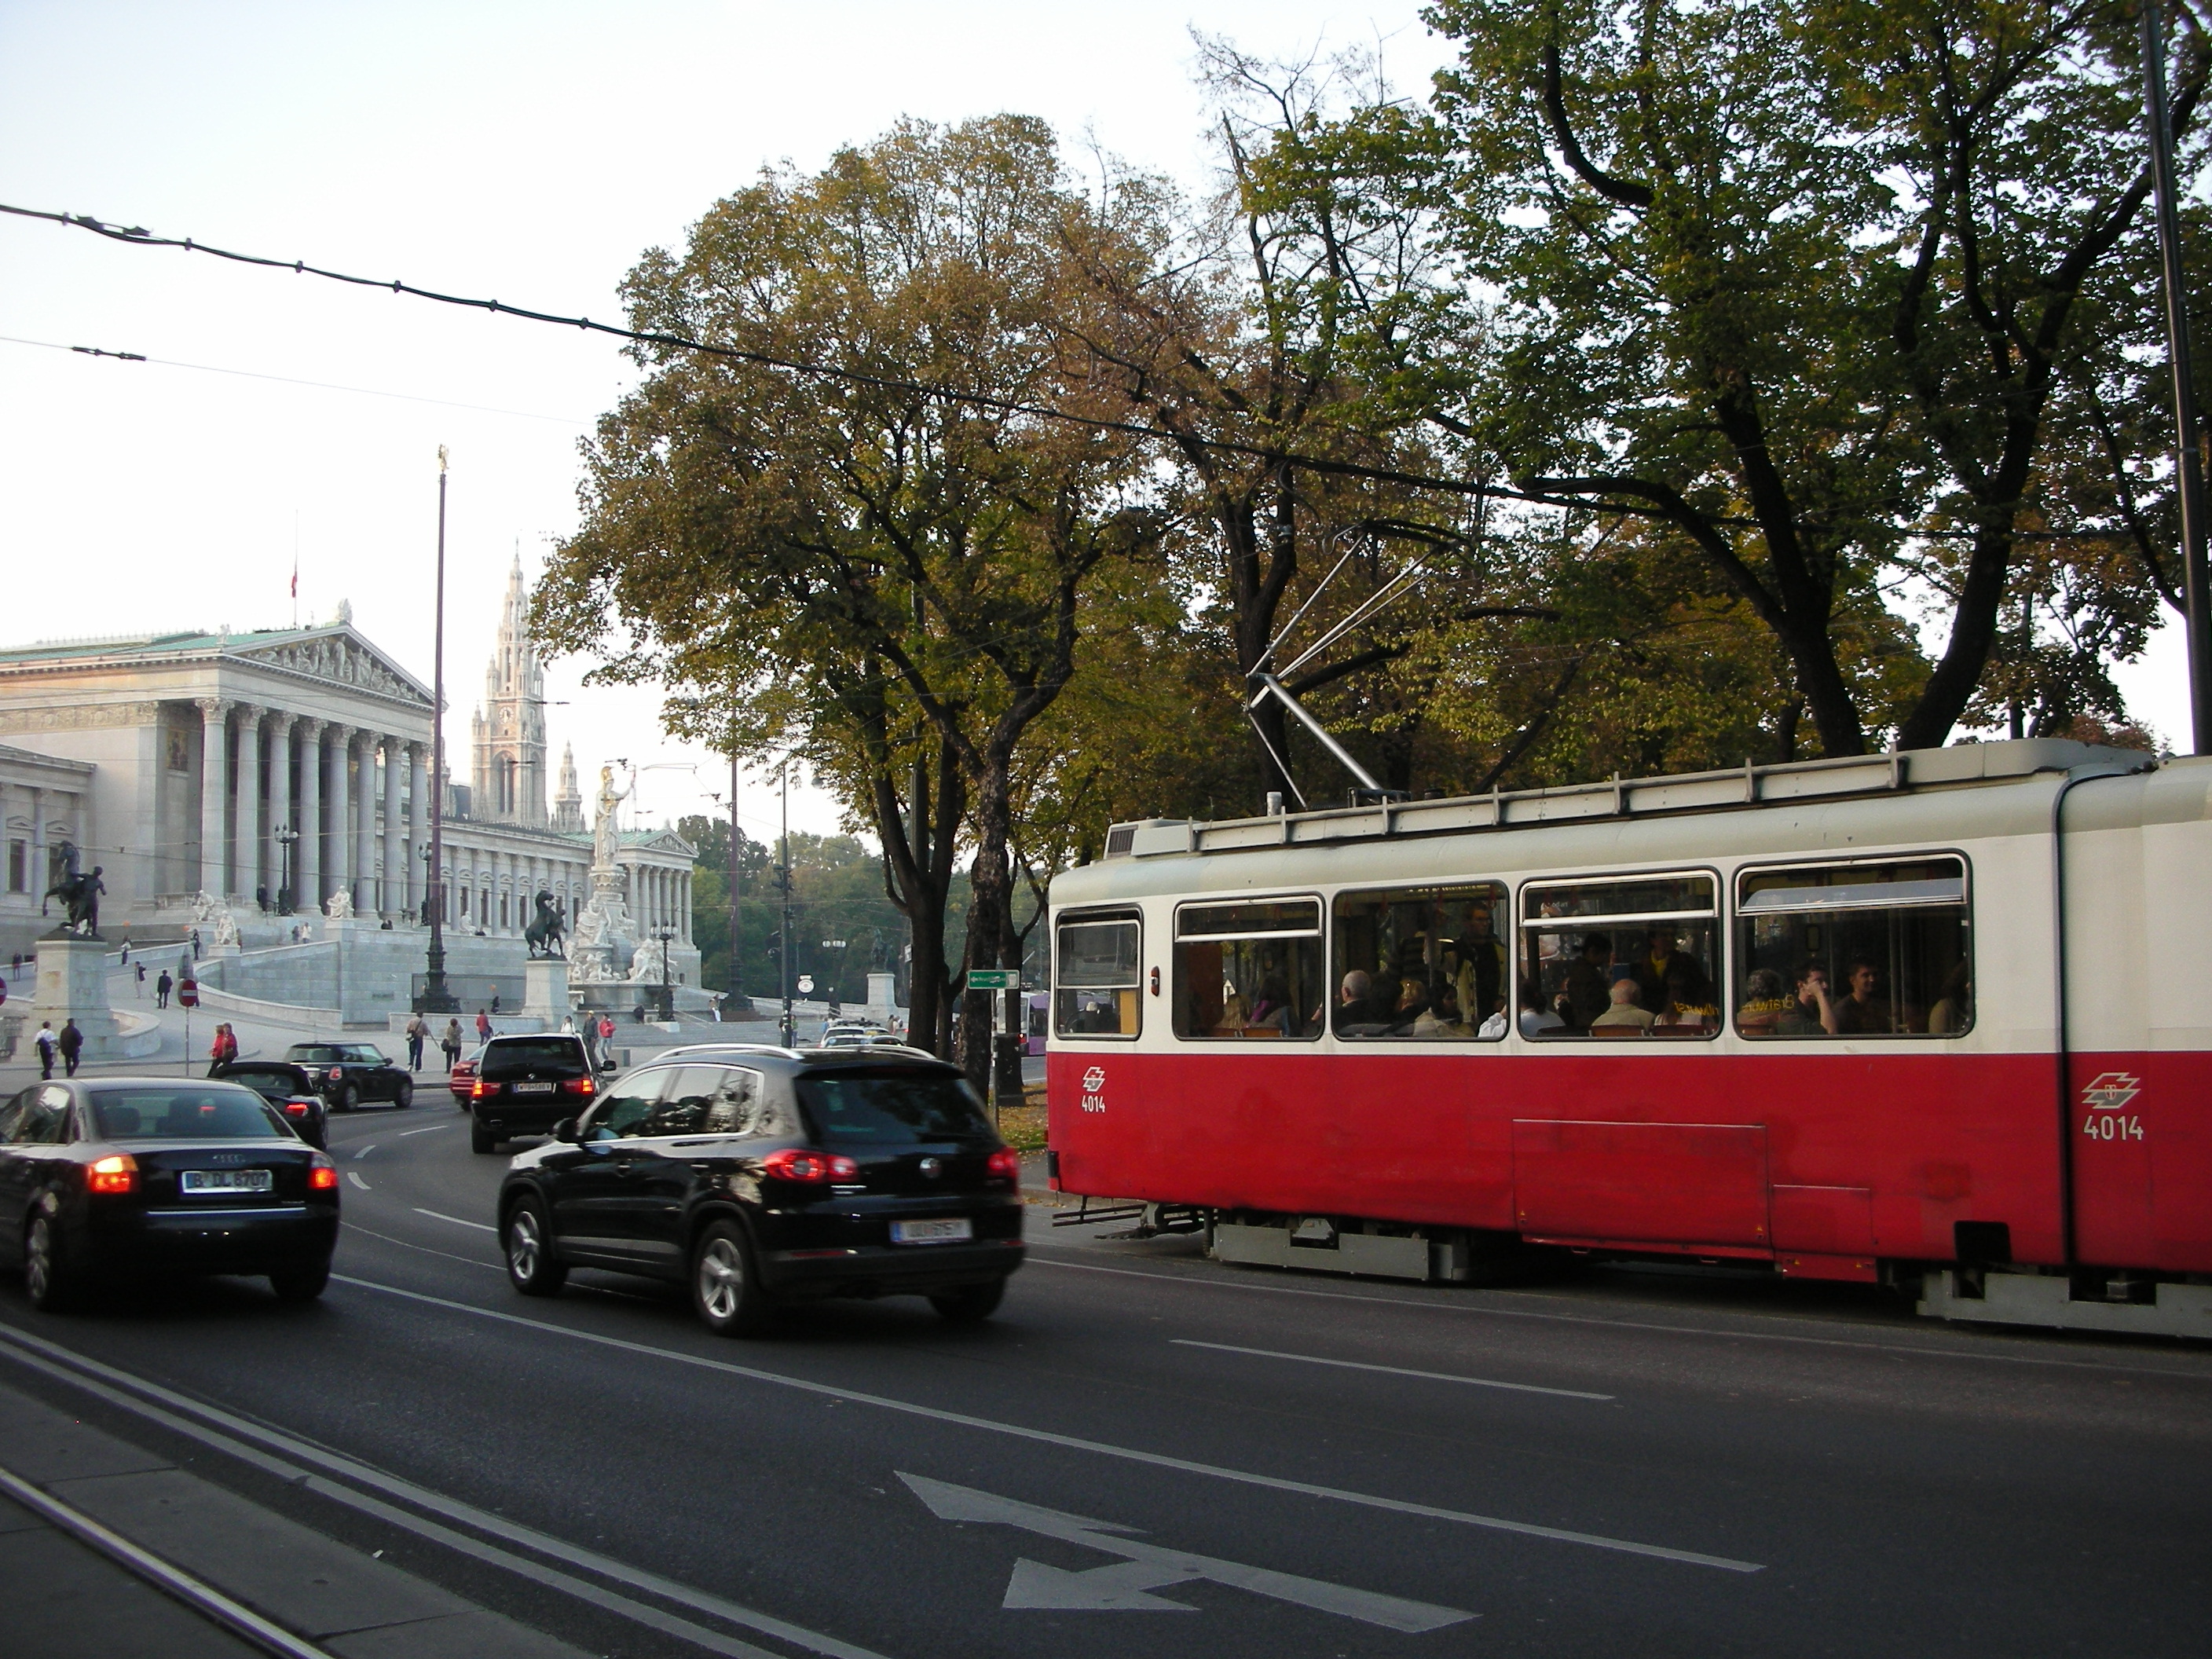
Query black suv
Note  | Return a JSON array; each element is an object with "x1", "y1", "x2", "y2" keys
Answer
[
  {"x1": 283, "y1": 1043, "x2": 412, "y2": 1111},
  {"x1": 496, "y1": 1046, "x2": 1024, "y2": 1333},
  {"x1": 211, "y1": 1061, "x2": 329, "y2": 1149},
  {"x1": 469, "y1": 1034, "x2": 595, "y2": 1152}
]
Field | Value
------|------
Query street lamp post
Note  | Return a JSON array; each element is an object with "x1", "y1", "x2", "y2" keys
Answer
[
  {"x1": 273, "y1": 823, "x2": 298, "y2": 915},
  {"x1": 657, "y1": 922, "x2": 676, "y2": 1023},
  {"x1": 418, "y1": 447, "x2": 459, "y2": 1014}
]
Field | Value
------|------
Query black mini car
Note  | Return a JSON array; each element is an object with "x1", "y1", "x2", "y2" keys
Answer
[
  {"x1": 496, "y1": 1046, "x2": 1024, "y2": 1333},
  {"x1": 468, "y1": 1034, "x2": 595, "y2": 1152},
  {"x1": 0, "y1": 1079, "x2": 340, "y2": 1308},
  {"x1": 284, "y1": 1042, "x2": 413, "y2": 1111},
  {"x1": 211, "y1": 1061, "x2": 329, "y2": 1149}
]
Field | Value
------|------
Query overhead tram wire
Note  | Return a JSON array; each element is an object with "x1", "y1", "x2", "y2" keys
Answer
[
  {"x1": 0, "y1": 202, "x2": 2143, "y2": 548},
  {"x1": 0, "y1": 200, "x2": 1580, "y2": 518}
]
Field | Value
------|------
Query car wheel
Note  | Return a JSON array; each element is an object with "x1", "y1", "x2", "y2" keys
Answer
[
  {"x1": 24, "y1": 1212, "x2": 78, "y2": 1313},
  {"x1": 394, "y1": 1079, "x2": 414, "y2": 1110},
  {"x1": 337, "y1": 1082, "x2": 361, "y2": 1111},
  {"x1": 690, "y1": 1219, "x2": 775, "y2": 1337},
  {"x1": 504, "y1": 1199, "x2": 566, "y2": 1297},
  {"x1": 928, "y1": 1279, "x2": 1006, "y2": 1324},
  {"x1": 269, "y1": 1259, "x2": 330, "y2": 1303},
  {"x1": 470, "y1": 1121, "x2": 500, "y2": 1155}
]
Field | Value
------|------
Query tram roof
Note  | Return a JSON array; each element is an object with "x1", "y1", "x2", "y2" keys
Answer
[{"x1": 1088, "y1": 738, "x2": 2163, "y2": 881}]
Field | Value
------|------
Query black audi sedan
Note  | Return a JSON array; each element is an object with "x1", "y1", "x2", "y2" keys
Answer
[
  {"x1": 496, "y1": 1046, "x2": 1024, "y2": 1335},
  {"x1": 284, "y1": 1042, "x2": 413, "y2": 1111},
  {"x1": 0, "y1": 1079, "x2": 340, "y2": 1309},
  {"x1": 467, "y1": 1033, "x2": 595, "y2": 1153},
  {"x1": 211, "y1": 1060, "x2": 329, "y2": 1149}
]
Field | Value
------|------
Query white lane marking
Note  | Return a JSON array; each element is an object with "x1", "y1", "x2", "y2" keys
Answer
[
  {"x1": 346, "y1": 1171, "x2": 371, "y2": 1192},
  {"x1": 342, "y1": 1220, "x2": 500, "y2": 1271},
  {"x1": 1027, "y1": 1254, "x2": 2212, "y2": 1383},
  {"x1": 398, "y1": 1123, "x2": 448, "y2": 1137},
  {"x1": 413, "y1": 1207, "x2": 496, "y2": 1233},
  {"x1": 0, "y1": 1326, "x2": 884, "y2": 1659},
  {"x1": 902, "y1": 1473, "x2": 1471, "y2": 1629},
  {"x1": 329, "y1": 1273, "x2": 1762, "y2": 1573},
  {"x1": 1172, "y1": 1339, "x2": 1613, "y2": 1401},
  {"x1": 353, "y1": 1144, "x2": 375, "y2": 1160}
]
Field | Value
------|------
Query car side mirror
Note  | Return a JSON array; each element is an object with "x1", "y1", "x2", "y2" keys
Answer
[{"x1": 552, "y1": 1118, "x2": 580, "y2": 1144}]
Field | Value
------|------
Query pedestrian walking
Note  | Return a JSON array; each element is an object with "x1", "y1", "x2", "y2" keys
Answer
[
  {"x1": 405, "y1": 1014, "x2": 425, "y2": 1071},
  {"x1": 190, "y1": 928, "x2": 203, "y2": 959},
  {"x1": 441, "y1": 1018, "x2": 462, "y2": 1071},
  {"x1": 119, "y1": 937, "x2": 130, "y2": 965},
  {"x1": 156, "y1": 969, "x2": 173, "y2": 1009},
  {"x1": 490, "y1": 991, "x2": 502, "y2": 1015},
  {"x1": 207, "y1": 1021, "x2": 238, "y2": 1077},
  {"x1": 57, "y1": 1018, "x2": 83, "y2": 1078},
  {"x1": 35, "y1": 1021, "x2": 57, "y2": 1080},
  {"x1": 135, "y1": 961, "x2": 146, "y2": 996},
  {"x1": 597, "y1": 1013, "x2": 615, "y2": 1071},
  {"x1": 474, "y1": 1008, "x2": 493, "y2": 1043}
]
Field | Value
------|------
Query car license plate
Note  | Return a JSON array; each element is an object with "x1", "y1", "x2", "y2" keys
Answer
[
  {"x1": 891, "y1": 1218, "x2": 972, "y2": 1245},
  {"x1": 513, "y1": 1081, "x2": 555, "y2": 1093},
  {"x1": 181, "y1": 1169, "x2": 273, "y2": 1194}
]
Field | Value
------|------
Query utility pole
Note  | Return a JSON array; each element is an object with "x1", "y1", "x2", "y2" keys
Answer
[
  {"x1": 2144, "y1": 0, "x2": 2212, "y2": 752},
  {"x1": 779, "y1": 757, "x2": 794, "y2": 1048},
  {"x1": 419, "y1": 447, "x2": 458, "y2": 1013}
]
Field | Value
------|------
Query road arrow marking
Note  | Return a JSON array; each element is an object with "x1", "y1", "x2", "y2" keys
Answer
[{"x1": 898, "y1": 1473, "x2": 1472, "y2": 1632}]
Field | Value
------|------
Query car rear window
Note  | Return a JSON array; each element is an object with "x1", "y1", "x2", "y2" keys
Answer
[
  {"x1": 225, "y1": 1068, "x2": 300, "y2": 1099},
  {"x1": 793, "y1": 1068, "x2": 994, "y2": 1147},
  {"x1": 90, "y1": 1086, "x2": 289, "y2": 1140},
  {"x1": 481, "y1": 1038, "x2": 588, "y2": 1079},
  {"x1": 287, "y1": 1045, "x2": 386, "y2": 1064}
]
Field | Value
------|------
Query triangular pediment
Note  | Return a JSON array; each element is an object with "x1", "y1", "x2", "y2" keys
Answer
[{"x1": 232, "y1": 627, "x2": 434, "y2": 709}]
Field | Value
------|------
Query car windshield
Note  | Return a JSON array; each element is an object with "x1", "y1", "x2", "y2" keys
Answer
[
  {"x1": 480, "y1": 1038, "x2": 587, "y2": 1078},
  {"x1": 90, "y1": 1086, "x2": 290, "y2": 1141},
  {"x1": 793, "y1": 1068, "x2": 994, "y2": 1147}
]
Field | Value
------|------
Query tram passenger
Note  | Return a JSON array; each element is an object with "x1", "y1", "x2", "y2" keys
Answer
[
  {"x1": 1736, "y1": 968, "x2": 1793, "y2": 1034},
  {"x1": 1331, "y1": 969, "x2": 1391, "y2": 1036},
  {"x1": 1590, "y1": 977, "x2": 1656, "y2": 1031},
  {"x1": 1654, "y1": 958, "x2": 1719, "y2": 1031},
  {"x1": 1633, "y1": 928, "x2": 1710, "y2": 1014},
  {"x1": 1386, "y1": 977, "x2": 1430, "y2": 1035},
  {"x1": 1412, "y1": 981, "x2": 1472, "y2": 1038},
  {"x1": 1928, "y1": 960, "x2": 1972, "y2": 1035},
  {"x1": 1834, "y1": 957, "x2": 1895, "y2": 1035},
  {"x1": 1561, "y1": 934, "x2": 1613, "y2": 1031},
  {"x1": 1456, "y1": 907, "x2": 1507, "y2": 1023},
  {"x1": 1519, "y1": 980, "x2": 1565, "y2": 1038},
  {"x1": 1247, "y1": 953, "x2": 1292, "y2": 1032},
  {"x1": 1777, "y1": 965, "x2": 1840, "y2": 1035}
]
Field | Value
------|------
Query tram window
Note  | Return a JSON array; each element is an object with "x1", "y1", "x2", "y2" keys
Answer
[
  {"x1": 1173, "y1": 898, "x2": 1324, "y2": 1041},
  {"x1": 1332, "y1": 884, "x2": 1508, "y2": 1040},
  {"x1": 1518, "y1": 873, "x2": 1721, "y2": 1039},
  {"x1": 1054, "y1": 914, "x2": 1142, "y2": 1038},
  {"x1": 1735, "y1": 859, "x2": 1970, "y2": 1038}
]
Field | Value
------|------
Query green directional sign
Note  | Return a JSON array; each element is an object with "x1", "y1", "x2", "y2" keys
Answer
[{"x1": 967, "y1": 969, "x2": 1022, "y2": 992}]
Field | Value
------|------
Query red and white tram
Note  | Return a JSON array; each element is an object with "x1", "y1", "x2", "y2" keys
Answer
[{"x1": 1044, "y1": 739, "x2": 2212, "y2": 1338}]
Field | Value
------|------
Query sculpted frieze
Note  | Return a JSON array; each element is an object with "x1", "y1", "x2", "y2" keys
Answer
[
  {"x1": 0, "y1": 701, "x2": 161, "y2": 733},
  {"x1": 235, "y1": 635, "x2": 430, "y2": 708}
]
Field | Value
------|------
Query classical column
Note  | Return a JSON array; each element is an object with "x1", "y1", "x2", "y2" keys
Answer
[
  {"x1": 407, "y1": 742, "x2": 429, "y2": 923},
  {"x1": 194, "y1": 699, "x2": 230, "y2": 899},
  {"x1": 325, "y1": 726, "x2": 351, "y2": 906},
  {"x1": 353, "y1": 734, "x2": 376, "y2": 911},
  {"x1": 234, "y1": 705, "x2": 263, "y2": 907},
  {"x1": 294, "y1": 720, "x2": 323, "y2": 911},
  {"x1": 679, "y1": 872, "x2": 690, "y2": 942},
  {"x1": 379, "y1": 735, "x2": 403, "y2": 919},
  {"x1": 266, "y1": 712, "x2": 295, "y2": 909},
  {"x1": 27, "y1": 787, "x2": 46, "y2": 909}
]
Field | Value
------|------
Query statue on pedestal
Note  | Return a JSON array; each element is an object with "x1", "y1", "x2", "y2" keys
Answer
[
  {"x1": 324, "y1": 888, "x2": 354, "y2": 921},
  {"x1": 524, "y1": 891, "x2": 568, "y2": 959},
  {"x1": 41, "y1": 843, "x2": 104, "y2": 937}
]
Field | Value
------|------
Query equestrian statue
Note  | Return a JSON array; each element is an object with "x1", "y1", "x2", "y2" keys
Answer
[
  {"x1": 42, "y1": 841, "x2": 105, "y2": 938},
  {"x1": 524, "y1": 890, "x2": 568, "y2": 959}
]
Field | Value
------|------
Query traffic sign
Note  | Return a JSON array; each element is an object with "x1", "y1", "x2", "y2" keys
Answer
[
  {"x1": 967, "y1": 969, "x2": 1021, "y2": 992},
  {"x1": 797, "y1": 975, "x2": 815, "y2": 994},
  {"x1": 0, "y1": 976, "x2": 7, "y2": 1007},
  {"x1": 177, "y1": 978, "x2": 200, "y2": 1009}
]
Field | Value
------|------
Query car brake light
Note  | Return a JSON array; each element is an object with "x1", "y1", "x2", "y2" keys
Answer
[
  {"x1": 563, "y1": 1076, "x2": 595, "y2": 1095},
  {"x1": 758, "y1": 1148, "x2": 859, "y2": 1183},
  {"x1": 987, "y1": 1147, "x2": 1020, "y2": 1183},
  {"x1": 87, "y1": 1153, "x2": 137, "y2": 1194},
  {"x1": 284, "y1": 1101, "x2": 309, "y2": 1115},
  {"x1": 309, "y1": 1157, "x2": 339, "y2": 1190},
  {"x1": 471, "y1": 1079, "x2": 488, "y2": 1098}
]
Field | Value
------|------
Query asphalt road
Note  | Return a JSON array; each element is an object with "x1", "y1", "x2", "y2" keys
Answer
[{"x1": 0, "y1": 1093, "x2": 2207, "y2": 1658}]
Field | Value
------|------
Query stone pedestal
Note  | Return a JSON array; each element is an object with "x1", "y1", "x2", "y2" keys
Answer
[
  {"x1": 31, "y1": 936, "x2": 125, "y2": 1060},
  {"x1": 525, "y1": 958, "x2": 571, "y2": 1026}
]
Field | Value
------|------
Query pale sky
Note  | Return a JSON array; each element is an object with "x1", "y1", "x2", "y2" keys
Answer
[{"x1": 0, "y1": 0, "x2": 2190, "y2": 863}]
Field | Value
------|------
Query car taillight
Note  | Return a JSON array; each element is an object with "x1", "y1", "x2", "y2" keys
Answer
[
  {"x1": 471, "y1": 1079, "x2": 488, "y2": 1098},
  {"x1": 563, "y1": 1076, "x2": 595, "y2": 1095},
  {"x1": 328, "y1": 1067, "x2": 343, "y2": 1083},
  {"x1": 987, "y1": 1147, "x2": 1020, "y2": 1183},
  {"x1": 309, "y1": 1157, "x2": 339, "y2": 1190},
  {"x1": 284, "y1": 1101, "x2": 309, "y2": 1116},
  {"x1": 86, "y1": 1153, "x2": 137, "y2": 1195},
  {"x1": 758, "y1": 1148, "x2": 859, "y2": 1183}
]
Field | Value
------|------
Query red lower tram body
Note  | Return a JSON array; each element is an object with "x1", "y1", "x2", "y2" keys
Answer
[{"x1": 1048, "y1": 1047, "x2": 2212, "y2": 1328}]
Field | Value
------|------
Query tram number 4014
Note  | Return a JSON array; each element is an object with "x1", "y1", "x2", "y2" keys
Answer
[{"x1": 2082, "y1": 1112, "x2": 2145, "y2": 1141}]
